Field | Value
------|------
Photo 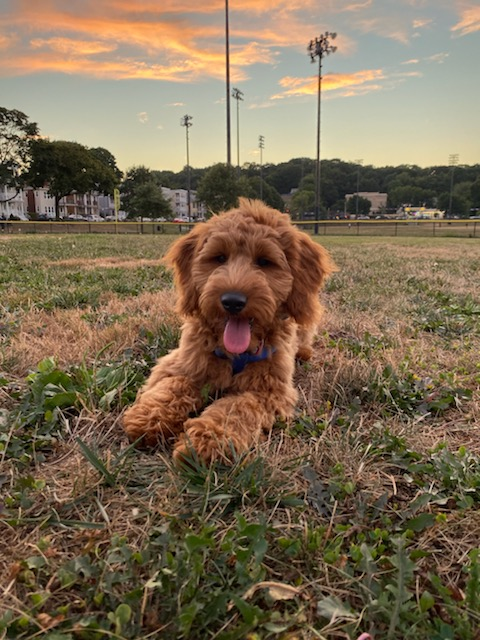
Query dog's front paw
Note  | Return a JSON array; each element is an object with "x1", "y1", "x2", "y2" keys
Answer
[
  {"x1": 123, "y1": 401, "x2": 183, "y2": 448},
  {"x1": 172, "y1": 418, "x2": 238, "y2": 465}
]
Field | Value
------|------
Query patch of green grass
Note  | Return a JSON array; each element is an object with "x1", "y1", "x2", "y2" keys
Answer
[
  {"x1": 364, "y1": 363, "x2": 472, "y2": 418},
  {"x1": 0, "y1": 318, "x2": 180, "y2": 467}
]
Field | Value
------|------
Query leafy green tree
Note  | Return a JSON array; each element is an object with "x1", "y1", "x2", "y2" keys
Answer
[
  {"x1": 346, "y1": 195, "x2": 372, "y2": 217},
  {"x1": 196, "y1": 163, "x2": 239, "y2": 214},
  {"x1": 266, "y1": 158, "x2": 314, "y2": 194},
  {"x1": 90, "y1": 147, "x2": 123, "y2": 182},
  {"x1": 120, "y1": 165, "x2": 154, "y2": 214},
  {"x1": 27, "y1": 140, "x2": 118, "y2": 219},
  {"x1": 290, "y1": 189, "x2": 314, "y2": 219},
  {"x1": 387, "y1": 185, "x2": 435, "y2": 208},
  {"x1": 438, "y1": 188, "x2": 469, "y2": 218},
  {"x1": 0, "y1": 106, "x2": 39, "y2": 192},
  {"x1": 470, "y1": 177, "x2": 480, "y2": 211},
  {"x1": 242, "y1": 176, "x2": 284, "y2": 211},
  {"x1": 127, "y1": 181, "x2": 172, "y2": 219}
]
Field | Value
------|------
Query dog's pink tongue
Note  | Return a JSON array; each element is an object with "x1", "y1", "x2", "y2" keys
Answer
[{"x1": 223, "y1": 318, "x2": 251, "y2": 354}]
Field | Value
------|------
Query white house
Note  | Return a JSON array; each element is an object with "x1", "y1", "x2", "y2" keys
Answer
[{"x1": 0, "y1": 185, "x2": 28, "y2": 219}]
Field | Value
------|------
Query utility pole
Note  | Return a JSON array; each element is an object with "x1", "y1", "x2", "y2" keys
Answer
[
  {"x1": 232, "y1": 87, "x2": 244, "y2": 175},
  {"x1": 308, "y1": 31, "x2": 337, "y2": 230},
  {"x1": 180, "y1": 115, "x2": 193, "y2": 221},
  {"x1": 225, "y1": 0, "x2": 232, "y2": 165},
  {"x1": 259, "y1": 135, "x2": 265, "y2": 200}
]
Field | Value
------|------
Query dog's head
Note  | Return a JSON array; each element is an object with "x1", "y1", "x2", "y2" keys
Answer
[{"x1": 164, "y1": 199, "x2": 335, "y2": 353}]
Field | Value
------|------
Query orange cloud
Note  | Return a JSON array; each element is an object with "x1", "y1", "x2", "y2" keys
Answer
[
  {"x1": 342, "y1": 0, "x2": 373, "y2": 11},
  {"x1": 273, "y1": 68, "x2": 385, "y2": 99},
  {"x1": 0, "y1": 1, "x2": 283, "y2": 82},
  {"x1": 451, "y1": 5, "x2": 480, "y2": 35},
  {"x1": 30, "y1": 37, "x2": 118, "y2": 56}
]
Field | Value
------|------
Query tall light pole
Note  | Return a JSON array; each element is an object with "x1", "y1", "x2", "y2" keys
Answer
[
  {"x1": 259, "y1": 135, "x2": 265, "y2": 201},
  {"x1": 308, "y1": 31, "x2": 337, "y2": 228},
  {"x1": 232, "y1": 87, "x2": 244, "y2": 175},
  {"x1": 225, "y1": 0, "x2": 232, "y2": 165},
  {"x1": 181, "y1": 114, "x2": 193, "y2": 221},
  {"x1": 355, "y1": 158, "x2": 363, "y2": 217},
  {"x1": 448, "y1": 153, "x2": 459, "y2": 219}
]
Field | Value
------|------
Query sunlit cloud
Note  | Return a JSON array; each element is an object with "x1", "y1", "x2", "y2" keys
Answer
[
  {"x1": 451, "y1": 5, "x2": 480, "y2": 35},
  {"x1": 342, "y1": 1, "x2": 373, "y2": 12},
  {"x1": 427, "y1": 52, "x2": 449, "y2": 63},
  {"x1": 0, "y1": 32, "x2": 18, "y2": 49},
  {"x1": 412, "y1": 18, "x2": 432, "y2": 29},
  {"x1": 272, "y1": 68, "x2": 385, "y2": 99},
  {"x1": 402, "y1": 58, "x2": 420, "y2": 64},
  {"x1": 137, "y1": 112, "x2": 149, "y2": 124},
  {"x1": 354, "y1": 16, "x2": 412, "y2": 44},
  {"x1": 0, "y1": 0, "x2": 474, "y2": 87},
  {"x1": 30, "y1": 37, "x2": 117, "y2": 56}
]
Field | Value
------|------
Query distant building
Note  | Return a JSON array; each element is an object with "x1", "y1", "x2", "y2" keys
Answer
[
  {"x1": 0, "y1": 185, "x2": 28, "y2": 219},
  {"x1": 345, "y1": 191, "x2": 388, "y2": 214},
  {"x1": 59, "y1": 192, "x2": 99, "y2": 219},
  {"x1": 24, "y1": 187, "x2": 101, "y2": 219},
  {"x1": 97, "y1": 194, "x2": 126, "y2": 220},
  {"x1": 25, "y1": 187, "x2": 56, "y2": 218},
  {"x1": 2, "y1": 184, "x2": 208, "y2": 222},
  {"x1": 162, "y1": 187, "x2": 207, "y2": 220}
]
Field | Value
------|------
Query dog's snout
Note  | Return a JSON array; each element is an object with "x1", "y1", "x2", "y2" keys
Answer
[{"x1": 221, "y1": 292, "x2": 247, "y2": 315}]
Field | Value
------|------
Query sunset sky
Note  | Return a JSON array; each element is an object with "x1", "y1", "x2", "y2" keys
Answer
[{"x1": 1, "y1": 0, "x2": 479, "y2": 174}]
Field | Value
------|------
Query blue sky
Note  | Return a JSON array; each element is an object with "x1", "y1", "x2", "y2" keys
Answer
[{"x1": 1, "y1": 0, "x2": 479, "y2": 173}]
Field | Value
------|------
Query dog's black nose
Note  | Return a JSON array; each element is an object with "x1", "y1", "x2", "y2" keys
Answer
[{"x1": 221, "y1": 292, "x2": 247, "y2": 314}]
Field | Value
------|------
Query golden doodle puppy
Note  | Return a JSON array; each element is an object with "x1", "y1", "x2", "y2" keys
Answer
[{"x1": 123, "y1": 199, "x2": 334, "y2": 464}]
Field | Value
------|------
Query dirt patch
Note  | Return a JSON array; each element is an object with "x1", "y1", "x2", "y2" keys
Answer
[{"x1": 49, "y1": 258, "x2": 167, "y2": 269}]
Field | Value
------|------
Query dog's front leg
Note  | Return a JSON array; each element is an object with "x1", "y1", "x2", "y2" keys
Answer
[
  {"x1": 173, "y1": 389, "x2": 294, "y2": 464},
  {"x1": 123, "y1": 375, "x2": 202, "y2": 447}
]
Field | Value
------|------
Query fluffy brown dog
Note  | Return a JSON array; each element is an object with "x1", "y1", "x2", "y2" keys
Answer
[{"x1": 123, "y1": 199, "x2": 334, "y2": 464}]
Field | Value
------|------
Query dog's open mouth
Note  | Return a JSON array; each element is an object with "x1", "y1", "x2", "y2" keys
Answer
[{"x1": 223, "y1": 317, "x2": 252, "y2": 354}]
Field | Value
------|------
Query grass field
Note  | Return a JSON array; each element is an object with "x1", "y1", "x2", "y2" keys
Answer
[{"x1": 1, "y1": 233, "x2": 479, "y2": 639}]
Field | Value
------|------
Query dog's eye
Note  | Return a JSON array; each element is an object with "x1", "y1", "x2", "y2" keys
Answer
[
  {"x1": 256, "y1": 256, "x2": 272, "y2": 268},
  {"x1": 214, "y1": 254, "x2": 227, "y2": 264}
]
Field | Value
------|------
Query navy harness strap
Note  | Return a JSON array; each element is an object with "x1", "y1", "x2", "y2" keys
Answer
[{"x1": 214, "y1": 346, "x2": 275, "y2": 375}]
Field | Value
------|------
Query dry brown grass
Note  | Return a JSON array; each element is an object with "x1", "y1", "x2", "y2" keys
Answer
[
  {"x1": 3, "y1": 290, "x2": 180, "y2": 376},
  {"x1": 1, "y1": 234, "x2": 480, "y2": 639}
]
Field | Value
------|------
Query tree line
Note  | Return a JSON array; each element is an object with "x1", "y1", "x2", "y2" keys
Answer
[{"x1": 1, "y1": 105, "x2": 479, "y2": 219}]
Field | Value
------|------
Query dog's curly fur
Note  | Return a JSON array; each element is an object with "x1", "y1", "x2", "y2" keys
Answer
[{"x1": 123, "y1": 199, "x2": 334, "y2": 464}]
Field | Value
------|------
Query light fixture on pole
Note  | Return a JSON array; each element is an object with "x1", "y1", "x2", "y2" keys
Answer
[
  {"x1": 448, "y1": 153, "x2": 459, "y2": 219},
  {"x1": 355, "y1": 158, "x2": 363, "y2": 218},
  {"x1": 258, "y1": 135, "x2": 265, "y2": 201},
  {"x1": 308, "y1": 31, "x2": 337, "y2": 228},
  {"x1": 180, "y1": 114, "x2": 193, "y2": 221},
  {"x1": 232, "y1": 87, "x2": 244, "y2": 175}
]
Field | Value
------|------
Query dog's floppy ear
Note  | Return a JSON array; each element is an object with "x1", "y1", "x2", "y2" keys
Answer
[
  {"x1": 285, "y1": 231, "x2": 335, "y2": 325},
  {"x1": 163, "y1": 227, "x2": 204, "y2": 316}
]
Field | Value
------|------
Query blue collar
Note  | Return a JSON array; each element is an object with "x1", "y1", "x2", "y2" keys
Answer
[{"x1": 214, "y1": 344, "x2": 274, "y2": 375}]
